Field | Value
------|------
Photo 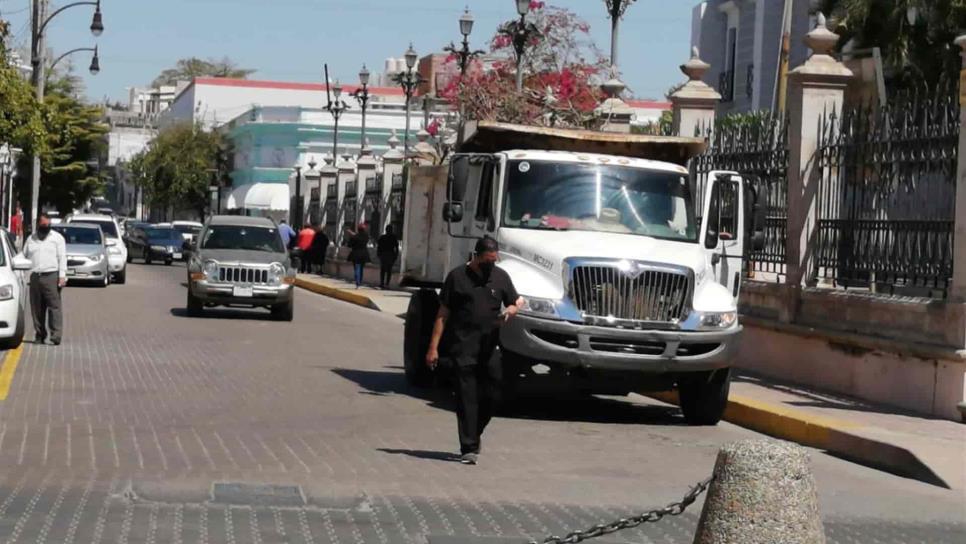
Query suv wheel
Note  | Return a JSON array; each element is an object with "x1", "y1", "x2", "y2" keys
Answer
[
  {"x1": 186, "y1": 288, "x2": 203, "y2": 317},
  {"x1": 271, "y1": 300, "x2": 294, "y2": 322},
  {"x1": 678, "y1": 368, "x2": 731, "y2": 426},
  {"x1": 114, "y1": 268, "x2": 127, "y2": 284}
]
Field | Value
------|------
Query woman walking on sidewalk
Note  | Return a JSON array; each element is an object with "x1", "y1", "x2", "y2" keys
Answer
[{"x1": 346, "y1": 224, "x2": 370, "y2": 288}]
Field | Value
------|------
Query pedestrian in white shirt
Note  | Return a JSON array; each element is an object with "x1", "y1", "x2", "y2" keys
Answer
[{"x1": 21, "y1": 214, "x2": 67, "y2": 345}]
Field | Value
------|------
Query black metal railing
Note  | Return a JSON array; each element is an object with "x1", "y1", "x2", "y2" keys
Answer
[
  {"x1": 815, "y1": 83, "x2": 958, "y2": 297},
  {"x1": 691, "y1": 111, "x2": 789, "y2": 279}
]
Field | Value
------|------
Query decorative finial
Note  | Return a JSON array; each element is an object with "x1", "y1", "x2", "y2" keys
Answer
[
  {"x1": 804, "y1": 12, "x2": 840, "y2": 56},
  {"x1": 691, "y1": 46, "x2": 700, "y2": 59},
  {"x1": 681, "y1": 48, "x2": 711, "y2": 81}
]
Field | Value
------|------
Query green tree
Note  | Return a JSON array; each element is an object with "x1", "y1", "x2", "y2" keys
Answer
[
  {"x1": 151, "y1": 57, "x2": 256, "y2": 87},
  {"x1": 129, "y1": 123, "x2": 227, "y2": 220},
  {"x1": 0, "y1": 19, "x2": 45, "y2": 156},
  {"x1": 35, "y1": 76, "x2": 109, "y2": 215},
  {"x1": 818, "y1": 0, "x2": 966, "y2": 88}
]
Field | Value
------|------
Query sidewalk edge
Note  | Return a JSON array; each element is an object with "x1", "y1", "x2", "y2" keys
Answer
[
  {"x1": 648, "y1": 391, "x2": 950, "y2": 489},
  {"x1": 295, "y1": 278, "x2": 380, "y2": 311}
]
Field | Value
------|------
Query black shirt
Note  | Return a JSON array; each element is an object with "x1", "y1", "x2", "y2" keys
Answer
[
  {"x1": 439, "y1": 264, "x2": 519, "y2": 365},
  {"x1": 377, "y1": 233, "x2": 399, "y2": 258}
]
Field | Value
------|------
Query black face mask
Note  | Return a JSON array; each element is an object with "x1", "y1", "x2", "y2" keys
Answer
[
  {"x1": 479, "y1": 261, "x2": 496, "y2": 274},
  {"x1": 36, "y1": 225, "x2": 51, "y2": 239}
]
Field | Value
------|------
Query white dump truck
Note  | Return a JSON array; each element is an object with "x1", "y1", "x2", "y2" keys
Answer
[{"x1": 401, "y1": 122, "x2": 763, "y2": 425}]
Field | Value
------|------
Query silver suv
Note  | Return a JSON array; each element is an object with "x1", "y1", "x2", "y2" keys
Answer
[{"x1": 186, "y1": 216, "x2": 296, "y2": 321}]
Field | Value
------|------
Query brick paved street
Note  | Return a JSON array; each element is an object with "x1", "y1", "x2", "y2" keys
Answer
[{"x1": 0, "y1": 263, "x2": 961, "y2": 543}]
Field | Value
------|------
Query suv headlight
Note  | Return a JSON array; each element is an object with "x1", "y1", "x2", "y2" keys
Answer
[
  {"x1": 268, "y1": 262, "x2": 285, "y2": 285},
  {"x1": 519, "y1": 296, "x2": 561, "y2": 319},
  {"x1": 696, "y1": 311, "x2": 738, "y2": 330},
  {"x1": 107, "y1": 246, "x2": 122, "y2": 255},
  {"x1": 203, "y1": 260, "x2": 220, "y2": 281},
  {"x1": 89, "y1": 254, "x2": 104, "y2": 263},
  {"x1": 0, "y1": 284, "x2": 13, "y2": 301}
]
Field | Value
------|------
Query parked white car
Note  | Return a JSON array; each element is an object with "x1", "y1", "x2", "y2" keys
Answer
[
  {"x1": 0, "y1": 229, "x2": 31, "y2": 349},
  {"x1": 68, "y1": 214, "x2": 128, "y2": 284}
]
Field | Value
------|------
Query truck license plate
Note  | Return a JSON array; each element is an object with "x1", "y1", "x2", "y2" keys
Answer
[{"x1": 233, "y1": 286, "x2": 254, "y2": 298}]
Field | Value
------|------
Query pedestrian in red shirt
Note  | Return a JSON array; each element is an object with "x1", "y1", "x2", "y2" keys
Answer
[
  {"x1": 10, "y1": 204, "x2": 23, "y2": 250},
  {"x1": 296, "y1": 222, "x2": 315, "y2": 273}
]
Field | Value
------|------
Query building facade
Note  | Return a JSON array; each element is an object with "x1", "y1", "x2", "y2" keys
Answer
[{"x1": 692, "y1": 0, "x2": 812, "y2": 114}]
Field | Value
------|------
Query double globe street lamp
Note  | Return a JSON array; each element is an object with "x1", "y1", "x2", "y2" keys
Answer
[
  {"x1": 511, "y1": 0, "x2": 538, "y2": 92},
  {"x1": 444, "y1": 7, "x2": 485, "y2": 150},
  {"x1": 352, "y1": 65, "x2": 371, "y2": 152},
  {"x1": 393, "y1": 44, "x2": 426, "y2": 162}
]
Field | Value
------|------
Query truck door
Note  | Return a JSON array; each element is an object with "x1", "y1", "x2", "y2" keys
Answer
[{"x1": 700, "y1": 171, "x2": 745, "y2": 298}]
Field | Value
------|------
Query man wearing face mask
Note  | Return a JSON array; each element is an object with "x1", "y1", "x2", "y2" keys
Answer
[
  {"x1": 21, "y1": 214, "x2": 67, "y2": 345},
  {"x1": 426, "y1": 237, "x2": 523, "y2": 465}
]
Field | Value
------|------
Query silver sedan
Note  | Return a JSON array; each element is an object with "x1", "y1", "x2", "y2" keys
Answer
[{"x1": 52, "y1": 224, "x2": 111, "y2": 287}]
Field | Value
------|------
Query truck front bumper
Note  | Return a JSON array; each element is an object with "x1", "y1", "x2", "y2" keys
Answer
[
  {"x1": 191, "y1": 280, "x2": 293, "y2": 307},
  {"x1": 500, "y1": 314, "x2": 741, "y2": 373}
]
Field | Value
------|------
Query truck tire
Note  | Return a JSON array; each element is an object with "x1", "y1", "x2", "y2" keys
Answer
[
  {"x1": 404, "y1": 289, "x2": 438, "y2": 388},
  {"x1": 678, "y1": 368, "x2": 731, "y2": 426}
]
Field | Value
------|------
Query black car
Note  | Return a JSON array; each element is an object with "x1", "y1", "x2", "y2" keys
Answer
[{"x1": 127, "y1": 226, "x2": 186, "y2": 265}]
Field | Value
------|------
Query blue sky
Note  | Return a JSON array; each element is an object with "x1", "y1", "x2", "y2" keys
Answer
[{"x1": 1, "y1": 0, "x2": 693, "y2": 103}]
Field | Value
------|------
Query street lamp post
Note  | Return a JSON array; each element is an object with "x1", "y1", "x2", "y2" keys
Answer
[
  {"x1": 30, "y1": 0, "x2": 104, "y2": 230},
  {"x1": 47, "y1": 45, "x2": 100, "y2": 79},
  {"x1": 444, "y1": 8, "x2": 485, "y2": 151},
  {"x1": 325, "y1": 81, "x2": 349, "y2": 164},
  {"x1": 352, "y1": 66, "x2": 371, "y2": 151},
  {"x1": 292, "y1": 165, "x2": 302, "y2": 227},
  {"x1": 393, "y1": 44, "x2": 426, "y2": 162},
  {"x1": 604, "y1": 0, "x2": 637, "y2": 69},
  {"x1": 512, "y1": 0, "x2": 534, "y2": 92}
]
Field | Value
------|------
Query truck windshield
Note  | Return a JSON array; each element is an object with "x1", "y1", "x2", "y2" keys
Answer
[{"x1": 502, "y1": 160, "x2": 697, "y2": 242}]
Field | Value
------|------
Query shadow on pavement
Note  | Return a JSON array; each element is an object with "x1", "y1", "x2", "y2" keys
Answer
[
  {"x1": 169, "y1": 307, "x2": 276, "y2": 321},
  {"x1": 331, "y1": 367, "x2": 686, "y2": 426},
  {"x1": 376, "y1": 448, "x2": 459, "y2": 462}
]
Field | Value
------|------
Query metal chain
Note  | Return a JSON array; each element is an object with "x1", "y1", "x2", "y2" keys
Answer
[{"x1": 526, "y1": 476, "x2": 713, "y2": 544}]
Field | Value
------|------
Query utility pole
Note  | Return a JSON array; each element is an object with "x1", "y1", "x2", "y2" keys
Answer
[{"x1": 29, "y1": 0, "x2": 46, "y2": 232}]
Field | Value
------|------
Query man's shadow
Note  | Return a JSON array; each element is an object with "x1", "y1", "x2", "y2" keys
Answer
[{"x1": 376, "y1": 448, "x2": 460, "y2": 462}]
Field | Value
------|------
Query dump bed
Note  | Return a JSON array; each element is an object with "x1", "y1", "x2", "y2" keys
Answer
[{"x1": 460, "y1": 121, "x2": 706, "y2": 166}]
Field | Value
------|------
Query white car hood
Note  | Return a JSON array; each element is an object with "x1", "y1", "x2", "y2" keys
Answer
[{"x1": 497, "y1": 228, "x2": 709, "y2": 299}]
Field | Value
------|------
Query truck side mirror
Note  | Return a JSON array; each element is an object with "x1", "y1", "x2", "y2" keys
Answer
[
  {"x1": 448, "y1": 156, "x2": 470, "y2": 202},
  {"x1": 704, "y1": 182, "x2": 720, "y2": 249},
  {"x1": 443, "y1": 202, "x2": 464, "y2": 223}
]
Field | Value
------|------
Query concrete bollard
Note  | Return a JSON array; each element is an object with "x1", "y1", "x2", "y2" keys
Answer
[{"x1": 693, "y1": 439, "x2": 825, "y2": 544}]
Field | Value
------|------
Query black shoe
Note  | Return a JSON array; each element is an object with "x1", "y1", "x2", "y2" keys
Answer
[
  {"x1": 459, "y1": 452, "x2": 478, "y2": 465},
  {"x1": 50, "y1": 339, "x2": 61, "y2": 346},
  {"x1": 33, "y1": 337, "x2": 46, "y2": 344}
]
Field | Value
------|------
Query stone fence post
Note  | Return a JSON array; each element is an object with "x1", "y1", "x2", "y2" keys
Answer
[
  {"x1": 783, "y1": 14, "x2": 852, "y2": 313},
  {"x1": 669, "y1": 47, "x2": 720, "y2": 138},
  {"x1": 950, "y1": 35, "x2": 966, "y2": 303}
]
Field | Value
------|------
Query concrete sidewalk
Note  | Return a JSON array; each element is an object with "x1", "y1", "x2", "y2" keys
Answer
[{"x1": 295, "y1": 274, "x2": 966, "y2": 490}]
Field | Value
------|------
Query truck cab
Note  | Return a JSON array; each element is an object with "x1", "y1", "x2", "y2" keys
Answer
[{"x1": 402, "y1": 123, "x2": 761, "y2": 425}]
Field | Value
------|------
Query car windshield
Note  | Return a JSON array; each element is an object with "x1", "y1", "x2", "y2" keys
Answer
[
  {"x1": 201, "y1": 225, "x2": 284, "y2": 252},
  {"x1": 54, "y1": 226, "x2": 102, "y2": 245},
  {"x1": 173, "y1": 224, "x2": 201, "y2": 234},
  {"x1": 72, "y1": 220, "x2": 118, "y2": 238},
  {"x1": 146, "y1": 228, "x2": 181, "y2": 241},
  {"x1": 502, "y1": 160, "x2": 697, "y2": 242}
]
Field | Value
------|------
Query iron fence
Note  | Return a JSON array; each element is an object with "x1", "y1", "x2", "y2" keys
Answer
[
  {"x1": 815, "y1": 84, "x2": 958, "y2": 297},
  {"x1": 691, "y1": 111, "x2": 789, "y2": 279}
]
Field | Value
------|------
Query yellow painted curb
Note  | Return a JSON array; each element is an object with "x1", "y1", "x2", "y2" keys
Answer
[
  {"x1": 294, "y1": 277, "x2": 380, "y2": 311},
  {"x1": 647, "y1": 389, "x2": 948, "y2": 487},
  {"x1": 0, "y1": 345, "x2": 24, "y2": 401}
]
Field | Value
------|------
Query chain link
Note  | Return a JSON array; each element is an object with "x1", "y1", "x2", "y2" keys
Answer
[{"x1": 526, "y1": 476, "x2": 713, "y2": 544}]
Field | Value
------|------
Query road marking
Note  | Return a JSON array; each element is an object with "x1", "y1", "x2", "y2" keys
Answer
[{"x1": 0, "y1": 345, "x2": 24, "y2": 401}]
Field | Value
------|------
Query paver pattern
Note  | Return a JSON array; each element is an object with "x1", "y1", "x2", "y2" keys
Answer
[{"x1": 0, "y1": 264, "x2": 961, "y2": 543}]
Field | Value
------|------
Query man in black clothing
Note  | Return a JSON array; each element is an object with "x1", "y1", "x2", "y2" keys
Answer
[
  {"x1": 310, "y1": 224, "x2": 330, "y2": 274},
  {"x1": 376, "y1": 225, "x2": 400, "y2": 288},
  {"x1": 426, "y1": 237, "x2": 522, "y2": 465}
]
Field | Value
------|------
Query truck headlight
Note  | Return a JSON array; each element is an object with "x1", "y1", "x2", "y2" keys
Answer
[
  {"x1": 268, "y1": 262, "x2": 285, "y2": 285},
  {"x1": 519, "y1": 296, "x2": 560, "y2": 319},
  {"x1": 696, "y1": 311, "x2": 738, "y2": 330},
  {"x1": 0, "y1": 284, "x2": 13, "y2": 301},
  {"x1": 203, "y1": 260, "x2": 220, "y2": 281}
]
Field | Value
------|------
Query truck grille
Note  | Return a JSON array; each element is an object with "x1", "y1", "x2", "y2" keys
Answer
[
  {"x1": 219, "y1": 266, "x2": 269, "y2": 285},
  {"x1": 569, "y1": 263, "x2": 693, "y2": 325}
]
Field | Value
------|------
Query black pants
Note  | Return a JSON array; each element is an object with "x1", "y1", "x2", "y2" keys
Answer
[
  {"x1": 379, "y1": 256, "x2": 395, "y2": 287},
  {"x1": 30, "y1": 272, "x2": 62, "y2": 342},
  {"x1": 453, "y1": 349, "x2": 503, "y2": 455},
  {"x1": 298, "y1": 251, "x2": 312, "y2": 273}
]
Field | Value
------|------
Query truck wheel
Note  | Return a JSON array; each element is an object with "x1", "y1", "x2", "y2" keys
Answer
[
  {"x1": 186, "y1": 288, "x2": 203, "y2": 317},
  {"x1": 404, "y1": 289, "x2": 438, "y2": 388},
  {"x1": 678, "y1": 368, "x2": 731, "y2": 426},
  {"x1": 496, "y1": 348, "x2": 524, "y2": 415}
]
